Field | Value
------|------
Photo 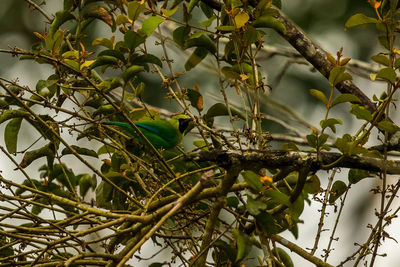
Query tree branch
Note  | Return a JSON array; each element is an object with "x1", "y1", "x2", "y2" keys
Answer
[
  {"x1": 274, "y1": 11, "x2": 376, "y2": 113},
  {"x1": 192, "y1": 150, "x2": 400, "y2": 174}
]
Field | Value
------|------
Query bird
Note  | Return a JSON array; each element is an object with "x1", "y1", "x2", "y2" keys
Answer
[{"x1": 102, "y1": 115, "x2": 193, "y2": 150}]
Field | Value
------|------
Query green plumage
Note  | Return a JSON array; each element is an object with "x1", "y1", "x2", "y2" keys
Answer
[{"x1": 102, "y1": 116, "x2": 192, "y2": 150}]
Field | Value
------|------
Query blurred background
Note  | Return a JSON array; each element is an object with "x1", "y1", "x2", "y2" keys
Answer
[{"x1": 1, "y1": 0, "x2": 399, "y2": 266}]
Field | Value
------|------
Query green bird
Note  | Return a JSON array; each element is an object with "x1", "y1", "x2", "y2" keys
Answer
[{"x1": 102, "y1": 115, "x2": 193, "y2": 150}]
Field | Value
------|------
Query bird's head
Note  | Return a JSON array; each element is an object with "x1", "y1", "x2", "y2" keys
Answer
[{"x1": 170, "y1": 114, "x2": 194, "y2": 135}]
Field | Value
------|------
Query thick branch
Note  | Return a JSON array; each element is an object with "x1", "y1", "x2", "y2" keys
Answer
[
  {"x1": 192, "y1": 150, "x2": 400, "y2": 174},
  {"x1": 275, "y1": 12, "x2": 376, "y2": 113}
]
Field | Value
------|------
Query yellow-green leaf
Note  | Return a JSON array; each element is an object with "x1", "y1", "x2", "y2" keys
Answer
[
  {"x1": 199, "y1": 15, "x2": 216, "y2": 27},
  {"x1": 309, "y1": 89, "x2": 328, "y2": 105},
  {"x1": 253, "y1": 15, "x2": 286, "y2": 34},
  {"x1": 371, "y1": 54, "x2": 390, "y2": 66},
  {"x1": 242, "y1": 170, "x2": 263, "y2": 191},
  {"x1": 332, "y1": 93, "x2": 361, "y2": 106},
  {"x1": 128, "y1": 1, "x2": 144, "y2": 21},
  {"x1": 234, "y1": 12, "x2": 249, "y2": 28},
  {"x1": 376, "y1": 67, "x2": 396, "y2": 84},
  {"x1": 116, "y1": 14, "x2": 130, "y2": 25},
  {"x1": 345, "y1": 13, "x2": 378, "y2": 30},
  {"x1": 377, "y1": 121, "x2": 400, "y2": 134},
  {"x1": 350, "y1": 104, "x2": 372, "y2": 121},
  {"x1": 122, "y1": 65, "x2": 145, "y2": 81},
  {"x1": 161, "y1": 5, "x2": 179, "y2": 17},
  {"x1": 141, "y1": 16, "x2": 165, "y2": 36}
]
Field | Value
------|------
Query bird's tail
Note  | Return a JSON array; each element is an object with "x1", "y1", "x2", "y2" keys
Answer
[{"x1": 102, "y1": 121, "x2": 131, "y2": 129}]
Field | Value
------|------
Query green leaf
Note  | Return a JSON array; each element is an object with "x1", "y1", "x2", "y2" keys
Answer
[
  {"x1": 61, "y1": 145, "x2": 98, "y2": 158},
  {"x1": 304, "y1": 175, "x2": 321, "y2": 194},
  {"x1": 232, "y1": 229, "x2": 251, "y2": 262},
  {"x1": 173, "y1": 26, "x2": 190, "y2": 47},
  {"x1": 345, "y1": 13, "x2": 378, "y2": 29},
  {"x1": 124, "y1": 30, "x2": 146, "y2": 50},
  {"x1": 376, "y1": 67, "x2": 396, "y2": 84},
  {"x1": 246, "y1": 195, "x2": 268, "y2": 215},
  {"x1": 226, "y1": 196, "x2": 239, "y2": 208},
  {"x1": 309, "y1": 89, "x2": 328, "y2": 105},
  {"x1": 185, "y1": 32, "x2": 216, "y2": 54},
  {"x1": 95, "y1": 181, "x2": 113, "y2": 209},
  {"x1": 371, "y1": 54, "x2": 390, "y2": 66},
  {"x1": 378, "y1": 35, "x2": 390, "y2": 50},
  {"x1": 320, "y1": 118, "x2": 342, "y2": 133},
  {"x1": 394, "y1": 58, "x2": 400, "y2": 69},
  {"x1": 187, "y1": 0, "x2": 200, "y2": 13},
  {"x1": 134, "y1": 54, "x2": 163, "y2": 67},
  {"x1": 213, "y1": 240, "x2": 237, "y2": 262},
  {"x1": 122, "y1": 65, "x2": 145, "y2": 81},
  {"x1": 161, "y1": 5, "x2": 179, "y2": 17},
  {"x1": 45, "y1": 30, "x2": 64, "y2": 51},
  {"x1": 253, "y1": 15, "x2": 286, "y2": 34},
  {"x1": 36, "y1": 77, "x2": 58, "y2": 98},
  {"x1": 331, "y1": 94, "x2": 361, "y2": 106},
  {"x1": 318, "y1": 133, "x2": 329, "y2": 146},
  {"x1": 329, "y1": 181, "x2": 347, "y2": 204},
  {"x1": 231, "y1": 0, "x2": 243, "y2": 9},
  {"x1": 200, "y1": 1, "x2": 214, "y2": 18},
  {"x1": 193, "y1": 140, "x2": 208, "y2": 149},
  {"x1": 4, "y1": 118, "x2": 22, "y2": 154},
  {"x1": 97, "y1": 144, "x2": 115, "y2": 155},
  {"x1": 0, "y1": 110, "x2": 29, "y2": 124},
  {"x1": 377, "y1": 121, "x2": 400, "y2": 134},
  {"x1": 350, "y1": 104, "x2": 373, "y2": 121},
  {"x1": 306, "y1": 133, "x2": 317, "y2": 148},
  {"x1": 274, "y1": 248, "x2": 294, "y2": 267},
  {"x1": 204, "y1": 103, "x2": 245, "y2": 126},
  {"x1": 185, "y1": 47, "x2": 208, "y2": 71},
  {"x1": 348, "y1": 169, "x2": 375, "y2": 184},
  {"x1": 273, "y1": 0, "x2": 282, "y2": 9},
  {"x1": 328, "y1": 66, "x2": 345, "y2": 85},
  {"x1": 242, "y1": 170, "x2": 263, "y2": 191},
  {"x1": 264, "y1": 189, "x2": 290, "y2": 206},
  {"x1": 20, "y1": 143, "x2": 55, "y2": 169},
  {"x1": 334, "y1": 134, "x2": 351, "y2": 154},
  {"x1": 89, "y1": 56, "x2": 119, "y2": 69},
  {"x1": 200, "y1": 15, "x2": 216, "y2": 27},
  {"x1": 79, "y1": 174, "x2": 97, "y2": 197},
  {"x1": 50, "y1": 10, "x2": 75, "y2": 36},
  {"x1": 98, "y1": 49, "x2": 126, "y2": 63},
  {"x1": 127, "y1": 1, "x2": 144, "y2": 21},
  {"x1": 255, "y1": 211, "x2": 283, "y2": 234},
  {"x1": 289, "y1": 193, "x2": 304, "y2": 220},
  {"x1": 243, "y1": 26, "x2": 262, "y2": 46},
  {"x1": 141, "y1": 16, "x2": 165, "y2": 36},
  {"x1": 334, "y1": 72, "x2": 352, "y2": 85}
]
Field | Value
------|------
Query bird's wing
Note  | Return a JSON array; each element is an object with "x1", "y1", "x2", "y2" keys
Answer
[{"x1": 135, "y1": 120, "x2": 175, "y2": 143}]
